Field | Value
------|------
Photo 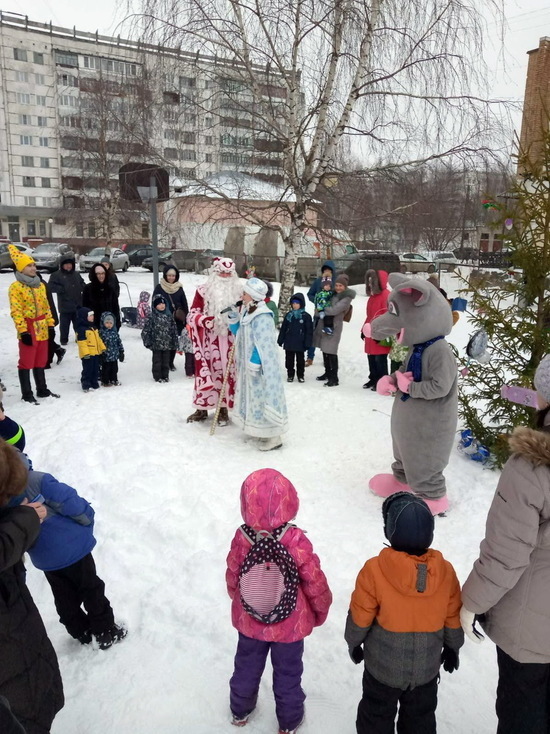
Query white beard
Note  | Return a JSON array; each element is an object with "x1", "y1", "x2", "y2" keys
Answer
[{"x1": 203, "y1": 273, "x2": 243, "y2": 336}]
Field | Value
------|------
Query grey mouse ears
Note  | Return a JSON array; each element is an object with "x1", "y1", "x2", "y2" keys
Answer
[{"x1": 388, "y1": 273, "x2": 433, "y2": 307}]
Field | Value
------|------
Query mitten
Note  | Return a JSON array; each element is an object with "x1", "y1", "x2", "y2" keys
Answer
[
  {"x1": 349, "y1": 646, "x2": 364, "y2": 665},
  {"x1": 441, "y1": 645, "x2": 459, "y2": 673},
  {"x1": 376, "y1": 375, "x2": 397, "y2": 396},
  {"x1": 360, "y1": 331, "x2": 365, "y2": 340},
  {"x1": 119, "y1": 351, "x2": 125, "y2": 363},
  {"x1": 226, "y1": 309, "x2": 240, "y2": 324},
  {"x1": 48, "y1": 326, "x2": 56, "y2": 339},
  {"x1": 460, "y1": 606, "x2": 485, "y2": 643},
  {"x1": 362, "y1": 322, "x2": 372, "y2": 338},
  {"x1": 20, "y1": 332, "x2": 33, "y2": 347},
  {"x1": 319, "y1": 311, "x2": 325, "y2": 320},
  {"x1": 396, "y1": 370, "x2": 414, "y2": 394},
  {"x1": 203, "y1": 316, "x2": 214, "y2": 330}
]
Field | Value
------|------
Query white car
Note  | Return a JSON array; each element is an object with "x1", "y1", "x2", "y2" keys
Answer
[
  {"x1": 399, "y1": 253, "x2": 436, "y2": 274},
  {"x1": 80, "y1": 247, "x2": 130, "y2": 272},
  {"x1": 432, "y1": 252, "x2": 459, "y2": 272}
]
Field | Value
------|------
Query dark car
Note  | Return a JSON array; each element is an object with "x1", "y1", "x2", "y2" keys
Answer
[
  {"x1": 141, "y1": 251, "x2": 176, "y2": 271},
  {"x1": 32, "y1": 243, "x2": 74, "y2": 272},
  {"x1": 128, "y1": 245, "x2": 153, "y2": 267},
  {"x1": 333, "y1": 250, "x2": 401, "y2": 285}
]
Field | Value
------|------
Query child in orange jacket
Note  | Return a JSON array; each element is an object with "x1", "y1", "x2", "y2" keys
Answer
[{"x1": 345, "y1": 492, "x2": 463, "y2": 734}]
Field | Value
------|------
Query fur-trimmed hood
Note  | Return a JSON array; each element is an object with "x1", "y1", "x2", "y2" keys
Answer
[{"x1": 509, "y1": 426, "x2": 550, "y2": 467}]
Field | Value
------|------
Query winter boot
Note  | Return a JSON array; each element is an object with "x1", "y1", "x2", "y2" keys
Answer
[
  {"x1": 257, "y1": 435, "x2": 283, "y2": 451},
  {"x1": 78, "y1": 630, "x2": 93, "y2": 645},
  {"x1": 305, "y1": 359, "x2": 313, "y2": 367},
  {"x1": 316, "y1": 353, "x2": 329, "y2": 381},
  {"x1": 369, "y1": 473, "x2": 413, "y2": 499},
  {"x1": 96, "y1": 624, "x2": 127, "y2": 651},
  {"x1": 324, "y1": 354, "x2": 339, "y2": 386},
  {"x1": 19, "y1": 369, "x2": 39, "y2": 404},
  {"x1": 218, "y1": 407, "x2": 229, "y2": 426},
  {"x1": 33, "y1": 368, "x2": 60, "y2": 398},
  {"x1": 187, "y1": 409, "x2": 208, "y2": 423},
  {"x1": 231, "y1": 711, "x2": 252, "y2": 727},
  {"x1": 421, "y1": 494, "x2": 450, "y2": 516},
  {"x1": 278, "y1": 718, "x2": 304, "y2": 734},
  {"x1": 56, "y1": 347, "x2": 66, "y2": 364}
]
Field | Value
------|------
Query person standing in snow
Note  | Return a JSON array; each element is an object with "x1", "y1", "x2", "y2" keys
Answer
[
  {"x1": 76, "y1": 307, "x2": 106, "y2": 392},
  {"x1": 99, "y1": 312, "x2": 124, "y2": 387},
  {"x1": 186, "y1": 257, "x2": 242, "y2": 426},
  {"x1": 83, "y1": 264, "x2": 121, "y2": 330},
  {"x1": 141, "y1": 293, "x2": 179, "y2": 383},
  {"x1": 277, "y1": 293, "x2": 313, "y2": 383},
  {"x1": 226, "y1": 468, "x2": 332, "y2": 732},
  {"x1": 306, "y1": 260, "x2": 336, "y2": 366},
  {"x1": 460, "y1": 354, "x2": 550, "y2": 734},
  {"x1": 230, "y1": 278, "x2": 288, "y2": 451},
  {"x1": 153, "y1": 264, "x2": 194, "y2": 375},
  {"x1": 48, "y1": 254, "x2": 85, "y2": 344},
  {"x1": 361, "y1": 269, "x2": 390, "y2": 390},
  {"x1": 135, "y1": 290, "x2": 151, "y2": 330},
  {"x1": 100, "y1": 256, "x2": 120, "y2": 297},
  {"x1": 345, "y1": 492, "x2": 463, "y2": 734}
]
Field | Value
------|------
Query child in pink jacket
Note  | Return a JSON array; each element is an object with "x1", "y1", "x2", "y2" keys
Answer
[{"x1": 226, "y1": 468, "x2": 332, "y2": 733}]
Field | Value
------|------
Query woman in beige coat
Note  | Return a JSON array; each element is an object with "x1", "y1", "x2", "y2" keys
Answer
[{"x1": 461, "y1": 354, "x2": 550, "y2": 734}]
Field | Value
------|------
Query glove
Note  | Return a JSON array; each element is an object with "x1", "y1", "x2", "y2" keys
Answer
[
  {"x1": 349, "y1": 646, "x2": 363, "y2": 665},
  {"x1": 396, "y1": 370, "x2": 414, "y2": 394},
  {"x1": 119, "y1": 351, "x2": 125, "y2": 363},
  {"x1": 360, "y1": 332, "x2": 365, "y2": 340},
  {"x1": 202, "y1": 316, "x2": 214, "y2": 330},
  {"x1": 441, "y1": 645, "x2": 459, "y2": 673},
  {"x1": 20, "y1": 332, "x2": 33, "y2": 347},
  {"x1": 319, "y1": 311, "x2": 325, "y2": 320},
  {"x1": 362, "y1": 322, "x2": 372, "y2": 339},
  {"x1": 226, "y1": 309, "x2": 240, "y2": 324},
  {"x1": 460, "y1": 606, "x2": 485, "y2": 643},
  {"x1": 48, "y1": 326, "x2": 55, "y2": 339},
  {"x1": 376, "y1": 375, "x2": 397, "y2": 396}
]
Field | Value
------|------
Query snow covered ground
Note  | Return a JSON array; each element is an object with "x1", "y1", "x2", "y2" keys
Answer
[{"x1": 0, "y1": 268, "x2": 500, "y2": 733}]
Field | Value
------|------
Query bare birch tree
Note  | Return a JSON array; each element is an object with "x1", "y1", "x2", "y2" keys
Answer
[{"x1": 132, "y1": 0, "x2": 505, "y2": 308}]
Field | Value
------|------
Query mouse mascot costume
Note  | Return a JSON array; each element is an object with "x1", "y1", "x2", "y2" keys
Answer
[{"x1": 365, "y1": 274, "x2": 458, "y2": 515}]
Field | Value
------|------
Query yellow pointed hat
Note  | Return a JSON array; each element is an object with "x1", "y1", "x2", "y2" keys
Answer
[{"x1": 8, "y1": 244, "x2": 35, "y2": 272}]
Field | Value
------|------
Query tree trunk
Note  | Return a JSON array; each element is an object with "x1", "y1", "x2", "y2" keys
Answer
[{"x1": 278, "y1": 222, "x2": 302, "y2": 323}]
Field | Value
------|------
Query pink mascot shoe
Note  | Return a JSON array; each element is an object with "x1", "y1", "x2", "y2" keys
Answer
[{"x1": 369, "y1": 474, "x2": 413, "y2": 498}]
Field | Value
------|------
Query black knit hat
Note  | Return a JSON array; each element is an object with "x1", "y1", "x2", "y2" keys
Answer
[
  {"x1": 152, "y1": 293, "x2": 167, "y2": 309},
  {"x1": 382, "y1": 492, "x2": 434, "y2": 555}
]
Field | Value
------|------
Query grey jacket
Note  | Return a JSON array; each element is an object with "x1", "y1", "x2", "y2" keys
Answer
[
  {"x1": 462, "y1": 425, "x2": 550, "y2": 663},
  {"x1": 313, "y1": 287, "x2": 356, "y2": 355}
]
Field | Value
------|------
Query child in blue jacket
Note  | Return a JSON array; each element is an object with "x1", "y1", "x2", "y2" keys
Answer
[
  {"x1": 277, "y1": 293, "x2": 313, "y2": 383},
  {"x1": 9, "y1": 459, "x2": 126, "y2": 650},
  {"x1": 99, "y1": 311, "x2": 124, "y2": 387}
]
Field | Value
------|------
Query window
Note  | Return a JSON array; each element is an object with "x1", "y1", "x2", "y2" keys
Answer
[
  {"x1": 35, "y1": 73, "x2": 46, "y2": 85},
  {"x1": 164, "y1": 130, "x2": 177, "y2": 140},
  {"x1": 60, "y1": 116, "x2": 80, "y2": 128},
  {"x1": 205, "y1": 153, "x2": 213, "y2": 163},
  {"x1": 163, "y1": 108, "x2": 178, "y2": 122},
  {"x1": 16, "y1": 71, "x2": 29, "y2": 82},
  {"x1": 39, "y1": 137, "x2": 49, "y2": 147},
  {"x1": 181, "y1": 149, "x2": 196, "y2": 161},
  {"x1": 40, "y1": 158, "x2": 50, "y2": 168},
  {"x1": 20, "y1": 135, "x2": 33, "y2": 145},
  {"x1": 59, "y1": 73, "x2": 78, "y2": 87},
  {"x1": 21, "y1": 156, "x2": 34, "y2": 167},
  {"x1": 37, "y1": 116, "x2": 47, "y2": 127},
  {"x1": 88, "y1": 223, "x2": 96, "y2": 237},
  {"x1": 41, "y1": 178, "x2": 51, "y2": 188},
  {"x1": 23, "y1": 176, "x2": 35, "y2": 187},
  {"x1": 59, "y1": 95, "x2": 77, "y2": 107},
  {"x1": 164, "y1": 148, "x2": 178, "y2": 160},
  {"x1": 163, "y1": 91, "x2": 180, "y2": 105},
  {"x1": 24, "y1": 196, "x2": 37, "y2": 206},
  {"x1": 184, "y1": 113, "x2": 196, "y2": 125},
  {"x1": 205, "y1": 117, "x2": 212, "y2": 126},
  {"x1": 55, "y1": 51, "x2": 78, "y2": 67},
  {"x1": 205, "y1": 136, "x2": 213, "y2": 146},
  {"x1": 34, "y1": 52, "x2": 44, "y2": 65},
  {"x1": 13, "y1": 48, "x2": 27, "y2": 61},
  {"x1": 141, "y1": 222, "x2": 149, "y2": 238},
  {"x1": 179, "y1": 76, "x2": 196, "y2": 88},
  {"x1": 75, "y1": 223, "x2": 84, "y2": 237},
  {"x1": 27, "y1": 220, "x2": 36, "y2": 236},
  {"x1": 38, "y1": 220, "x2": 47, "y2": 236},
  {"x1": 17, "y1": 93, "x2": 31, "y2": 104},
  {"x1": 181, "y1": 168, "x2": 196, "y2": 179},
  {"x1": 35, "y1": 95, "x2": 47, "y2": 106},
  {"x1": 181, "y1": 132, "x2": 195, "y2": 145},
  {"x1": 19, "y1": 114, "x2": 30, "y2": 125}
]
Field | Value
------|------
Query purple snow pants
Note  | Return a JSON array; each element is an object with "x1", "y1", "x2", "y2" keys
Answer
[{"x1": 230, "y1": 633, "x2": 305, "y2": 730}]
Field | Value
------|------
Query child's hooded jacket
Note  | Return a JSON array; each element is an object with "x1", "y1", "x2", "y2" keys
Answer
[
  {"x1": 277, "y1": 293, "x2": 313, "y2": 352},
  {"x1": 141, "y1": 298, "x2": 179, "y2": 351},
  {"x1": 99, "y1": 311, "x2": 124, "y2": 361},
  {"x1": 226, "y1": 468, "x2": 332, "y2": 643},
  {"x1": 75, "y1": 306, "x2": 106, "y2": 359}
]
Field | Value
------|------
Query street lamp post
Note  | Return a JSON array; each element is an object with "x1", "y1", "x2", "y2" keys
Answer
[
  {"x1": 48, "y1": 218, "x2": 53, "y2": 241},
  {"x1": 137, "y1": 177, "x2": 160, "y2": 287}
]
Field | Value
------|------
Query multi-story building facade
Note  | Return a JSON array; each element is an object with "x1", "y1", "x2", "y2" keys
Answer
[{"x1": 0, "y1": 12, "x2": 285, "y2": 247}]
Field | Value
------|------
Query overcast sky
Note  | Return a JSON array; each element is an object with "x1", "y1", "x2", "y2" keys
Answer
[{"x1": 7, "y1": 0, "x2": 550, "y2": 138}]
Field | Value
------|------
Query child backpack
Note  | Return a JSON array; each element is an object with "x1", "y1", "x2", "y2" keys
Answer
[{"x1": 239, "y1": 523, "x2": 300, "y2": 624}]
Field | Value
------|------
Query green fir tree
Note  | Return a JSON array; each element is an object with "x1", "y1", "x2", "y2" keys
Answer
[{"x1": 458, "y1": 139, "x2": 550, "y2": 467}]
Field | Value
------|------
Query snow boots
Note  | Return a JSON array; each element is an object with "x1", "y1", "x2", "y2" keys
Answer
[
  {"x1": 33, "y1": 368, "x2": 60, "y2": 398},
  {"x1": 231, "y1": 712, "x2": 250, "y2": 727},
  {"x1": 218, "y1": 408, "x2": 229, "y2": 426},
  {"x1": 96, "y1": 624, "x2": 127, "y2": 651},
  {"x1": 257, "y1": 435, "x2": 283, "y2": 451},
  {"x1": 369, "y1": 473, "x2": 449, "y2": 516},
  {"x1": 187, "y1": 409, "x2": 208, "y2": 423},
  {"x1": 18, "y1": 369, "x2": 39, "y2": 404}
]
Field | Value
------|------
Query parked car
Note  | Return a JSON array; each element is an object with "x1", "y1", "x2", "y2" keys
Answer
[
  {"x1": 128, "y1": 245, "x2": 153, "y2": 267},
  {"x1": 399, "y1": 252, "x2": 436, "y2": 274},
  {"x1": 80, "y1": 247, "x2": 130, "y2": 272},
  {"x1": 432, "y1": 252, "x2": 459, "y2": 272},
  {"x1": 141, "y1": 251, "x2": 177, "y2": 271},
  {"x1": 32, "y1": 243, "x2": 74, "y2": 273},
  {"x1": 335, "y1": 250, "x2": 401, "y2": 285},
  {"x1": 0, "y1": 242, "x2": 35, "y2": 271}
]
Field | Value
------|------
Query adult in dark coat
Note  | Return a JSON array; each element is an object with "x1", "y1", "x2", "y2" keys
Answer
[
  {"x1": 48, "y1": 256, "x2": 85, "y2": 345},
  {"x1": 100, "y1": 256, "x2": 120, "y2": 298},
  {"x1": 83, "y1": 264, "x2": 121, "y2": 329},
  {"x1": 0, "y1": 441, "x2": 64, "y2": 734},
  {"x1": 153, "y1": 264, "x2": 193, "y2": 374},
  {"x1": 306, "y1": 260, "x2": 336, "y2": 366},
  {"x1": 37, "y1": 274, "x2": 65, "y2": 369}
]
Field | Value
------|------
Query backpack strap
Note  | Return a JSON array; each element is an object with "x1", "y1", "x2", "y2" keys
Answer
[{"x1": 240, "y1": 523, "x2": 294, "y2": 544}]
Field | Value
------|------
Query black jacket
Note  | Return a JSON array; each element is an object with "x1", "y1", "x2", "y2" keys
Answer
[
  {"x1": 37, "y1": 273, "x2": 59, "y2": 326},
  {"x1": 277, "y1": 293, "x2": 313, "y2": 351},
  {"x1": 83, "y1": 265, "x2": 121, "y2": 329},
  {"x1": 152, "y1": 266, "x2": 189, "y2": 324},
  {"x1": 48, "y1": 257, "x2": 85, "y2": 313},
  {"x1": 0, "y1": 506, "x2": 64, "y2": 732}
]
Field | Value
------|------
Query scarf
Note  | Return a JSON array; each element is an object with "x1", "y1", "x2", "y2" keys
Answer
[
  {"x1": 160, "y1": 278, "x2": 182, "y2": 295},
  {"x1": 401, "y1": 335, "x2": 444, "y2": 402},
  {"x1": 15, "y1": 271, "x2": 41, "y2": 288},
  {"x1": 286, "y1": 308, "x2": 305, "y2": 321}
]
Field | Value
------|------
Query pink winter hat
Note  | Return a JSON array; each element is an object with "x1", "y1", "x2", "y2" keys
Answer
[{"x1": 240, "y1": 468, "x2": 299, "y2": 531}]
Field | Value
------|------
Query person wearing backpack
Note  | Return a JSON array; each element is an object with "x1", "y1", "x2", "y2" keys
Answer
[{"x1": 226, "y1": 468, "x2": 332, "y2": 733}]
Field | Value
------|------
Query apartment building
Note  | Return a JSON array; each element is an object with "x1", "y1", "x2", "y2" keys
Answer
[{"x1": 0, "y1": 12, "x2": 285, "y2": 246}]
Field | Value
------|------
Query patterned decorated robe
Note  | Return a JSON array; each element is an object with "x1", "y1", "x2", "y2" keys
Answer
[
  {"x1": 233, "y1": 302, "x2": 288, "y2": 438},
  {"x1": 187, "y1": 286, "x2": 235, "y2": 410}
]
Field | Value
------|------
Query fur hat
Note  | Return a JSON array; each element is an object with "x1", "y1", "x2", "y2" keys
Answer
[
  {"x1": 534, "y1": 355, "x2": 550, "y2": 403},
  {"x1": 211, "y1": 257, "x2": 236, "y2": 275},
  {"x1": 8, "y1": 244, "x2": 34, "y2": 272},
  {"x1": 152, "y1": 293, "x2": 167, "y2": 309},
  {"x1": 382, "y1": 491, "x2": 434, "y2": 555},
  {"x1": 243, "y1": 277, "x2": 268, "y2": 302},
  {"x1": 335, "y1": 273, "x2": 349, "y2": 287}
]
